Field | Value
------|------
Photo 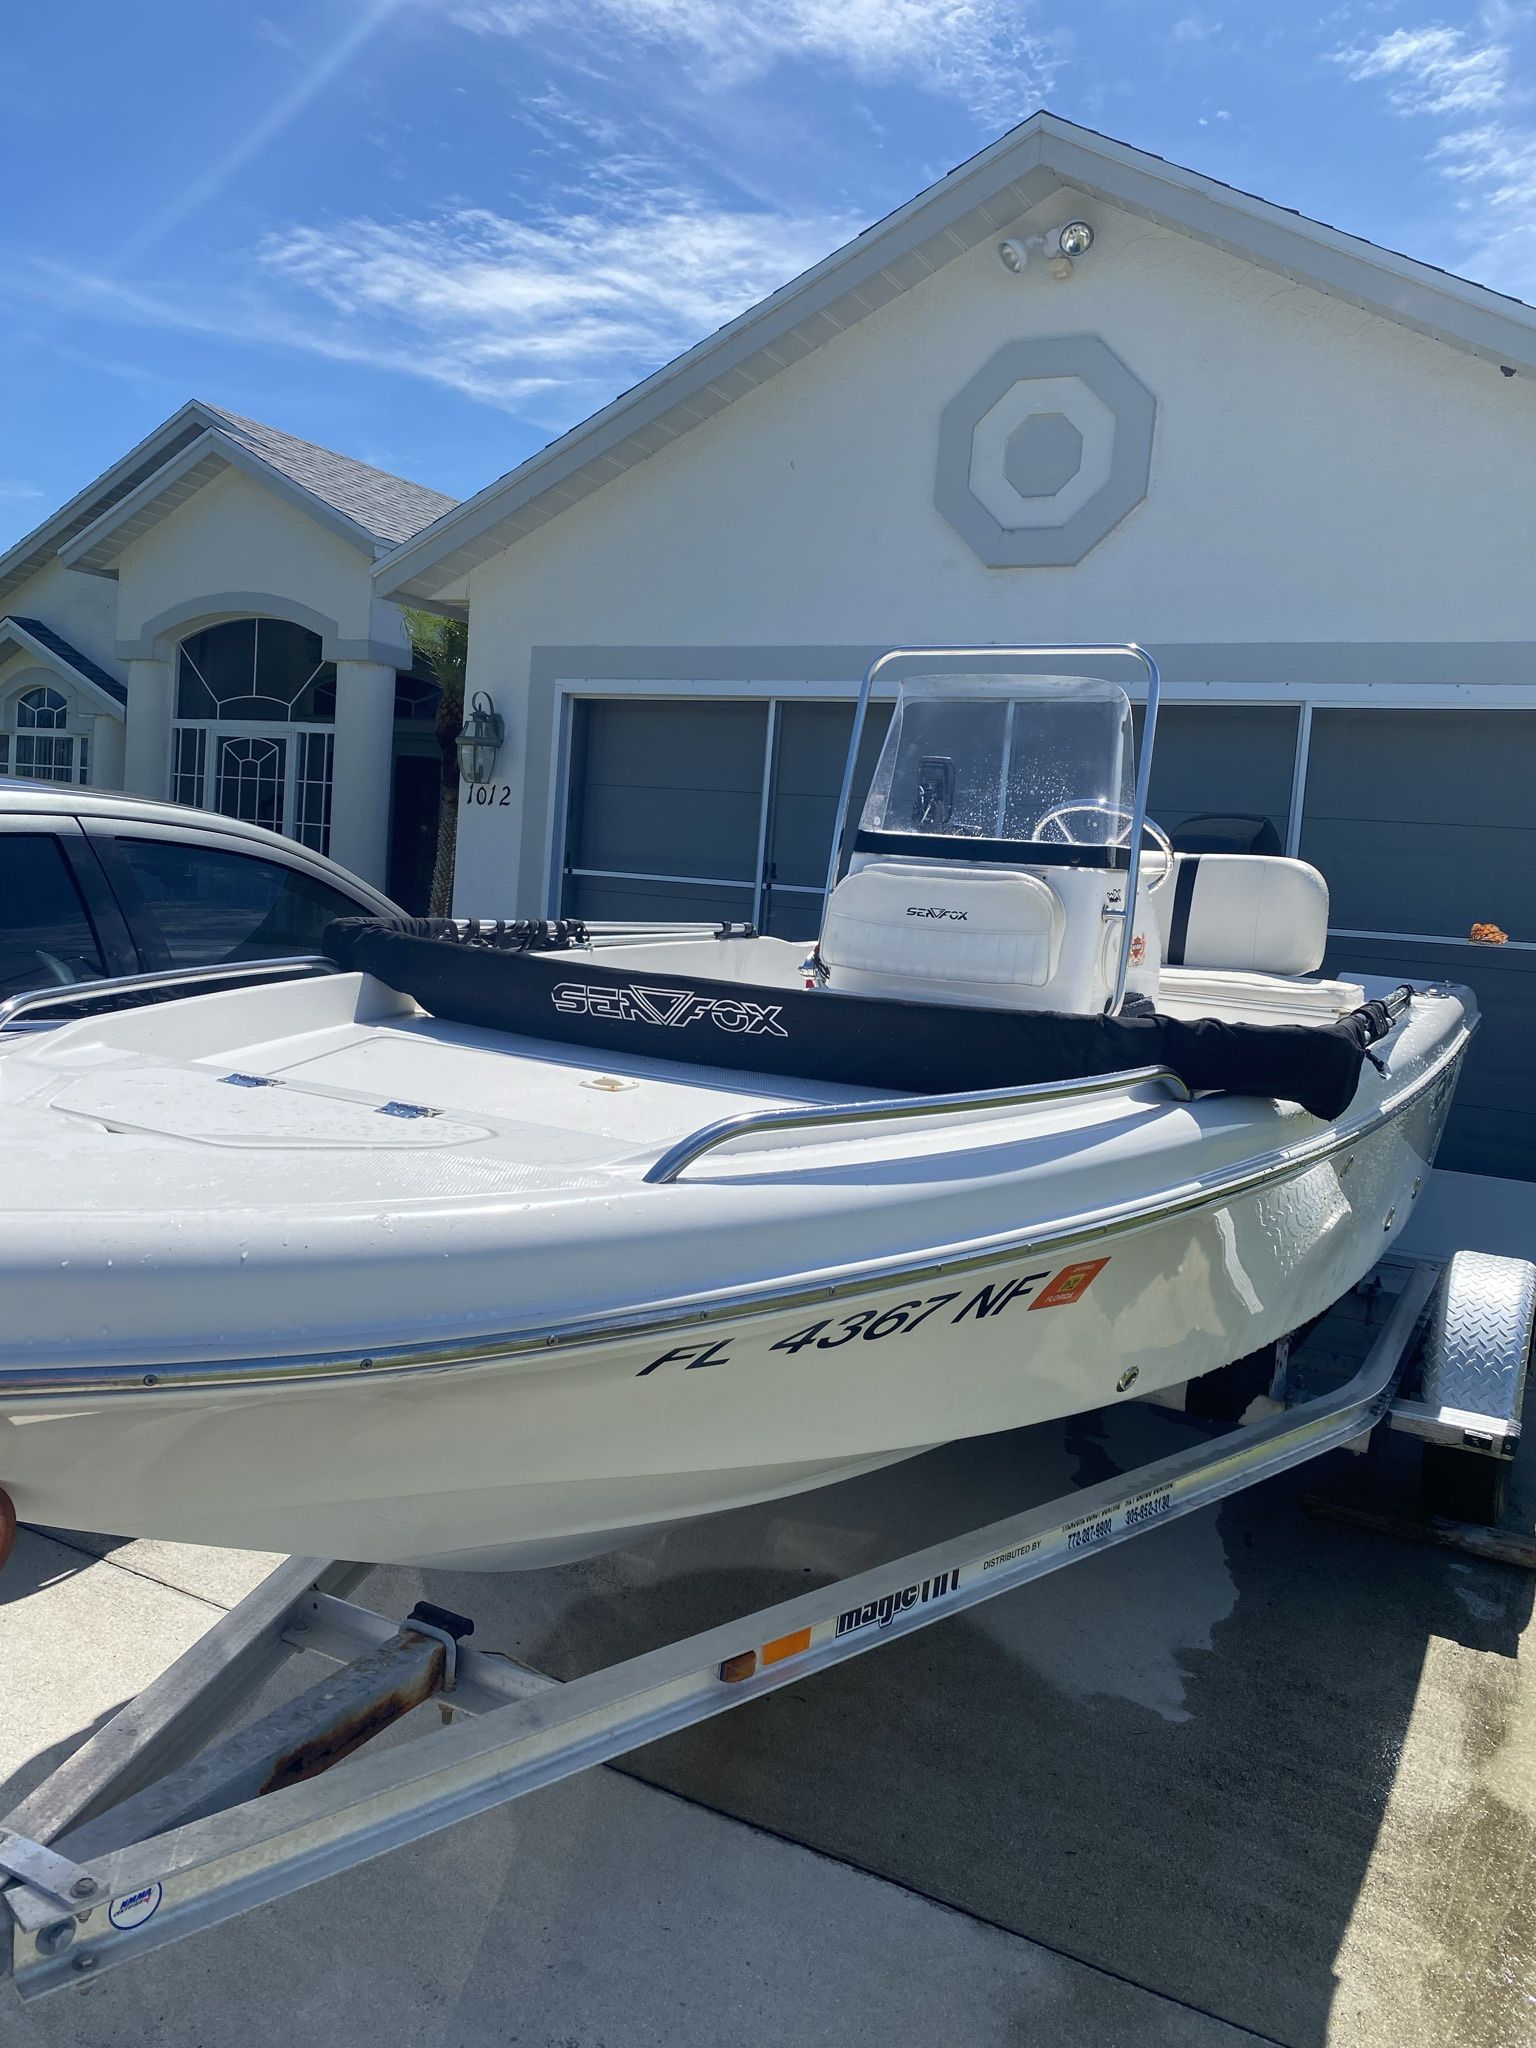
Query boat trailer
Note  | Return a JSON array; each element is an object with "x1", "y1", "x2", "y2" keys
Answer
[{"x1": 3, "y1": 1249, "x2": 1531, "y2": 2002}]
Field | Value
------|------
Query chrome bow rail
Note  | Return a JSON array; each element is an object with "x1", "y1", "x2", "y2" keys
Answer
[
  {"x1": 0, "y1": 957, "x2": 336, "y2": 1032},
  {"x1": 643, "y1": 1064, "x2": 1192, "y2": 1184}
]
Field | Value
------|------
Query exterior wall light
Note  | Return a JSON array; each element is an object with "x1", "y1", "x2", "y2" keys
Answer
[
  {"x1": 456, "y1": 690, "x2": 505, "y2": 785},
  {"x1": 999, "y1": 219, "x2": 1096, "y2": 282}
]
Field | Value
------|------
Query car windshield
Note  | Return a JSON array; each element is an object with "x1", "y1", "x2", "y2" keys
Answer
[{"x1": 857, "y1": 674, "x2": 1136, "y2": 846}]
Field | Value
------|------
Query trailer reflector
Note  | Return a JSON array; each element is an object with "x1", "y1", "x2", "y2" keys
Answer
[{"x1": 762, "y1": 1627, "x2": 812, "y2": 1666}]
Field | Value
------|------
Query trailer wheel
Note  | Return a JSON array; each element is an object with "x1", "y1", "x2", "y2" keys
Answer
[
  {"x1": 1419, "y1": 1444, "x2": 1510, "y2": 1527},
  {"x1": 1414, "y1": 1250, "x2": 1535, "y2": 1528}
]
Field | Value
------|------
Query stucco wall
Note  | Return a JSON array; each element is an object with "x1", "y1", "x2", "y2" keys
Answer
[
  {"x1": 451, "y1": 198, "x2": 1536, "y2": 914},
  {"x1": 112, "y1": 466, "x2": 389, "y2": 654},
  {"x1": 2, "y1": 555, "x2": 120, "y2": 672}
]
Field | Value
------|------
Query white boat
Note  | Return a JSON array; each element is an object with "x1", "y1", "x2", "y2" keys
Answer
[{"x1": 0, "y1": 647, "x2": 1473, "y2": 1569}]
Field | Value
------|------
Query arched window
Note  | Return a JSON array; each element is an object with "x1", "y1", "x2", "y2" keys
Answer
[
  {"x1": 176, "y1": 618, "x2": 336, "y2": 723},
  {"x1": 171, "y1": 619, "x2": 336, "y2": 850},
  {"x1": 0, "y1": 685, "x2": 90, "y2": 784}
]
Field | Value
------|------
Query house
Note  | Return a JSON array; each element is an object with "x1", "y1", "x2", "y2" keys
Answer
[
  {"x1": 376, "y1": 112, "x2": 1536, "y2": 1226},
  {"x1": 0, "y1": 400, "x2": 456, "y2": 903},
  {"x1": 7, "y1": 113, "x2": 1534, "y2": 1228}
]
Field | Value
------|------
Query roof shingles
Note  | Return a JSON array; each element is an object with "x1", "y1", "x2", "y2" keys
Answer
[
  {"x1": 4, "y1": 617, "x2": 128, "y2": 705},
  {"x1": 203, "y1": 406, "x2": 458, "y2": 547}
]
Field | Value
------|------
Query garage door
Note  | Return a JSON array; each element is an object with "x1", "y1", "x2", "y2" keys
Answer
[
  {"x1": 560, "y1": 698, "x2": 889, "y2": 937},
  {"x1": 561, "y1": 693, "x2": 1534, "y2": 1182},
  {"x1": 1302, "y1": 708, "x2": 1536, "y2": 1182}
]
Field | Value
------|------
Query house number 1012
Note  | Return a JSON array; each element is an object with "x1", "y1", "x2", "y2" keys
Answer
[{"x1": 466, "y1": 784, "x2": 514, "y2": 807}]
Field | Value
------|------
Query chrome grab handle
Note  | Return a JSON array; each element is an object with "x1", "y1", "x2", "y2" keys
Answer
[
  {"x1": 0, "y1": 956, "x2": 336, "y2": 1031},
  {"x1": 643, "y1": 1064, "x2": 1191, "y2": 1185},
  {"x1": 821, "y1": 643, "x2": 1162, "y2": 1019}
]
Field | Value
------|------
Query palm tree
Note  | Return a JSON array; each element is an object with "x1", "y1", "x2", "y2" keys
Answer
[{"x1": 402, "y1": 608, "x2": 468, "y2": 917}]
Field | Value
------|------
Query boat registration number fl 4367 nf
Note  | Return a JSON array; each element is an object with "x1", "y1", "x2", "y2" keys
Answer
[{"x1": 0, "y1": 645, "x2": 1473, "y2": 1569}]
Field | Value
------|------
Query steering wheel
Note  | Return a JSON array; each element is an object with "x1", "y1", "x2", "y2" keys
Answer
[{"x1": 1031, "y1": 800, "x2": 1174, "y2": 892}]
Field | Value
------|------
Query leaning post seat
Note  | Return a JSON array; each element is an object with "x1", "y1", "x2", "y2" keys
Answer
[{"x1": 1155, "y1": 854, "x2": 1330, "y2": 977}]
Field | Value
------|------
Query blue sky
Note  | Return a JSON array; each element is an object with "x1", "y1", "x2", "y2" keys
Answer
[{"x1": 3, "y1": 1, "x2": 1535, "y2": 547}]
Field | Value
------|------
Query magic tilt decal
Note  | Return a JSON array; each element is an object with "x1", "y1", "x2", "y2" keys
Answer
[{"x1": 836, "y1": 1569, "x2": 962, "y2": 1638}]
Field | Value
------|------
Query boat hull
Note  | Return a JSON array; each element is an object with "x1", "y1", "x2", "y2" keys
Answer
[{"x1": 0, "y1": 1036, "x2": 1459, "y2": 1568}]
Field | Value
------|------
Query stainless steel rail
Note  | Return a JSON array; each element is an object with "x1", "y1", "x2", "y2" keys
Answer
[
  {"x1": 643, "y1": 1064, "x2": 1193, "y2": 1185},
  {"x1": 1, "y1": 1261, "x2": 1440, "y2": 1998},
  {"x1": 0, "y1": 957, "x2": 335, "y2": 1031},
  {"x1": 820, "y1": 643, "x2": 1163, "y2": 1016}
]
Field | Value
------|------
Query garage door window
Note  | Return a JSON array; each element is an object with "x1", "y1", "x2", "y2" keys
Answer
[{"x1": 561, "y1": 698, "x2": 890, "y2": 937}]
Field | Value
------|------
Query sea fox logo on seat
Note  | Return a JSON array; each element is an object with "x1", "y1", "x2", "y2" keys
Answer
[
  {"x1": 835, "y1": 1568, "x2": 961, "y2": 1639},
  {"x1": 552, "y1": 981, "x2": 788, "y2": 1037},
  {"x1": 907, "y1": 906, "x2": 968, "y2": 920}
]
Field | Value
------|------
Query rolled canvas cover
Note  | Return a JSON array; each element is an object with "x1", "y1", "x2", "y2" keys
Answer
[{"x1": 323, "y1": 920, "x2": 1400, "y2": 1123}]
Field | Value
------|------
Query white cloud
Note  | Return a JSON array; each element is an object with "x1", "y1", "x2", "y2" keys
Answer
[
  {"x1": 1332, "y1": 24, "x2": 1510, "y2": 115},
  {"x1": 452, "y1": 0, "x2": 1065, "y2": 122},
  {"x1": 1172, "y1": 15, "x2": 1223, "y2": 45},
  {"x1": 0, "y1": 479, "x2": 43, "y2": 503},
  {"x1": 1432, "y1": 120, "x2": 1536, "y2": 293},
  {"x1": 1331, "y1": 18, "x2": 1536, "y2": 298},
  {"x1": 256, "y1": 192, "x2": 859, "y2": 408}
]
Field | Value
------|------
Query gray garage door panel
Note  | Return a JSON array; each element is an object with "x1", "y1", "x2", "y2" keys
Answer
[
  {"x1": 1305, "y1": 818, "x2": 1535, "y2": 938},
  {"x1": 564, "y1": 696, "x2": 892, "y2": 934},
  {"x1": 1304, "y1": 709, "x2": 1536, "y2": 827},
  {"x1": 765, "y1": 702, "x2": 892, "y2": 896},
  {"x1": 1134, "y1": 704, "x2": 1299, "y2": 847},
  {"x1": 565, "y1": 700, "x2": 766, "y2": 881},
  {"x1": 1307, "y1": 708, "x2": 1536, "y2": 1182},
  {"x1": 565, "y1": 874, "x2": 755, "y2": 925},
  {"x1": 1324, "y1": 937, "x2": 1536, "y2": 1180},
  {"x1": 1303, "y1": 709, "x2": 1536, "y2": 939}
]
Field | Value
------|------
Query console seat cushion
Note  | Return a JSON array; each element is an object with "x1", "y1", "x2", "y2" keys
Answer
[
  {"x1": 1155, "y1": 854, "x2": 1329, "y2": 977},
  {"x1": 820, "y1": 859, "x2": 1066, "y2": 989}
]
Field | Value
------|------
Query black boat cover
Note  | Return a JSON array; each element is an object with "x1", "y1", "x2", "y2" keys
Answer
[{"x1": 322, "y1": 918, "x2": 1403, "y2": 1123}]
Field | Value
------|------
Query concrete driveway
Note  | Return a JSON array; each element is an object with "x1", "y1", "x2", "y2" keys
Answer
[{"x1": 4, "y1": 1300, "x2": 1534, "y2": 2047}]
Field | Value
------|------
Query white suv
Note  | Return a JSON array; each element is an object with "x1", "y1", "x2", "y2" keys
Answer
[{"x1": 0, "y1": 784, "x2": 400, "y2": 1004}]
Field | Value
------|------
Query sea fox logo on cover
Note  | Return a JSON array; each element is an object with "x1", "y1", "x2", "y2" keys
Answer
[
  {"x1": 835, "y1": 1569, "x2": 961, "y2": 1639},
  {"x1": 552, "y1": 981, "x2": 788, "y2": 1037}
]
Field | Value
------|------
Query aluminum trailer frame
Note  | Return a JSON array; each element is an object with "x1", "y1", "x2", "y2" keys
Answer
[{"x1": 3, "y1": 1252, "x2": 1527, "y2": 2002}]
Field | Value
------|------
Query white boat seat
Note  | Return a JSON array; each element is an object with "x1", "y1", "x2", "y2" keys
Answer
[
  {"x1": 820, "y1": 857, "x2": 1066, "y2": 998},
  {"x1": 1154, "y1": 854, "x2": 1329, "y2": 977}
]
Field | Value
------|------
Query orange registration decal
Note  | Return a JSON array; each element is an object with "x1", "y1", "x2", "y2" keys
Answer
[{"x1": 1029, "y1": 1258, "x2": 1110, "y2": 1310}]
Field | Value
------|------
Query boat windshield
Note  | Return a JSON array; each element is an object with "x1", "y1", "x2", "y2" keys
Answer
[{"x1": 856, "y1": 674, "x2": 1136, "y2": 850}]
